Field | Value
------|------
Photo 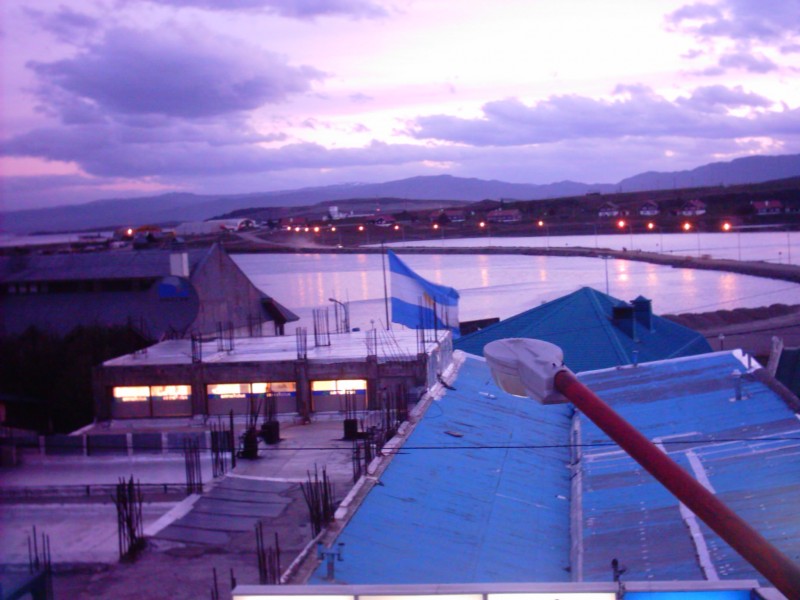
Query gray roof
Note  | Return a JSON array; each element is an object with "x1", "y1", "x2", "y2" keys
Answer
[
  {"x1": 0, "y1": 249, "x2": 210, "y2": 283},
  {"x1": 1, "y1": 291, "x2": 196, "y2": 337}
]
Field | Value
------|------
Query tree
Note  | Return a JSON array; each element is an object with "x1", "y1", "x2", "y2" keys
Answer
[{"x1": 0, "y1": 325, "x2": 149, "y2": 433}]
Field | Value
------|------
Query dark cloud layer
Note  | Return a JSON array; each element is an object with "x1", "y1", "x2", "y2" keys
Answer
[
  {"x1": 6, "y1": 82, "x2": 795, "y2": 189},
  {"x1": 411, "y1": 86, "x2": 794, "y2": 147},
  {"x1": 137, "y1": 0, "x2": 387, "y2": 19},
  {"x1": 28, "y1": 28, "x2": 324, "y2": 119},
  {"x1": 3, "y1": 119, "x2": 443, "y2": 179}
]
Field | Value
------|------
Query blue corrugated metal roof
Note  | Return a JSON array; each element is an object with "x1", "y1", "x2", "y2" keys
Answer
[
  {"x1": 578, "y1": 352, "x2": 800, "y2": 585},
  {"x1": 310, "y1": 350, "x2": 798, "y2": 588},
  {"x1": 455, "y1": 287, "x2": 711, "y2": 372},
  {"x1": 309, "y1": 356, "x2": 574, "y2": 584}
]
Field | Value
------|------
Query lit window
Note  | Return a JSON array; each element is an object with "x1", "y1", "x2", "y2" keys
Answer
[
  {"x1": 151, "y1": 385, "x2": 191, "y2": 401},
  {"x1": 252, "y1": 382, "x2": 296, "y2": 395},
  {"x1": 312, "y1": 379, "x2": 367, "y2": 394},
  {"x1": 113, "y1": 386, "x2": 151, "y2": 402},
  {"x1": 207, "y1": 383, "x2": 249, "y2": 399}
]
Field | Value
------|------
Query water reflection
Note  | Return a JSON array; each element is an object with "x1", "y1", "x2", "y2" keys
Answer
[
  {"x1": 233, "y1": 251, "x2": 800, "y2": 332},
  {"x1": 389, "y1": 231, "x2": 798, "y2": 265}
]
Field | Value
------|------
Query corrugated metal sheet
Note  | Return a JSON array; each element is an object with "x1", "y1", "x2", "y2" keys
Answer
[
  {"x1": 308, "y1": 350, "x2": 797, "y2": 588},
  {"x1": 454, "y1": 287, "x2": 711, "y2": 372},
  {"x1": 0, "y1": 248, "x2": 210, "y2": 283},
  {"x1": 776, "y1": 347, "x2": 800, "y2": 398},
  {"x1": 578, "y1": 352, "x2": 800, "y2": 585},
  {"x1": 309, "y1": 356, "x2": 574, "y2": 584}
]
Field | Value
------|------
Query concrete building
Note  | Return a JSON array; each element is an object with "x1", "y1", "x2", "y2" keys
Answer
[
  {"x1": 93, "y1": 329, "x2": 453, "y2": 421},
  {"x1": 0, "y1": 244, "x2": 297, "y2": 339}
]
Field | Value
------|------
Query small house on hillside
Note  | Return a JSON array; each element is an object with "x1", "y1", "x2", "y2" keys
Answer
[
  {"x1": 597, "y1": 202, "x2": 621, "y2": 218},
  {"x1": 751, "y1": 200, "x2": 784, "y2": 215},
  {"x1": 680, "y1": 199, "x2": 706, "y2": 216},
  {"x1": 638, "y1": 200, "x2": 660, "y2": 217},
  {"x1": 486, "y1": 208, "x2": 522, "y2": 223},
  {"x1": 429, "y1": 209, "x2": 467, "y2": 223}
]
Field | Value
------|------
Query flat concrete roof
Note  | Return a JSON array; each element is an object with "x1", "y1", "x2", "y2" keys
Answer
[{"x1": 103, "y1": 329, "x2": 450, "y2": 367}]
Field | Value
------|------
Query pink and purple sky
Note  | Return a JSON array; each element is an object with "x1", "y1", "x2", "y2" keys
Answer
[{"x1": 1, "y1": 0, "x2": 799, "y2": 211}]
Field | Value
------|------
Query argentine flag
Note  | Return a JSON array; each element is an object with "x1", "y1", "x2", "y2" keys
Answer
[{"x1": 387, "y1": 250, "x2": 460, "y2": 336}]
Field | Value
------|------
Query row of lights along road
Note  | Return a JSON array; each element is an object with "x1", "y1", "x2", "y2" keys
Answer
[{"x1": 286, "y1": 220, "x2": 737, "y2": 234}]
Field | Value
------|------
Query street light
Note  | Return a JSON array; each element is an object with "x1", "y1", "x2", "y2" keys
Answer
[
  {"x1": 328, "y1": 297, "x2": 350, "y2": 333},
  {"x1": 682, "y1": 222, "x2": 701, "y2": 256},
  {"x1": 479, "y1": 220, "x2": 492, "y2": 246},
  {"x1": 483, "y1": 338, "x2": 800, "y2": 600},
  {"x1": 722, "y1": 221, "x2": 741, "y2": 261},
  {"x1": 538, "y1": 220, "x2": 550, "y2": 249},
  {"x1": 647, "y1": 221, "x2": 663, "y2": 253},
  {"x1": 617, "y1": 219, "x2": 633, "y2": 250}
]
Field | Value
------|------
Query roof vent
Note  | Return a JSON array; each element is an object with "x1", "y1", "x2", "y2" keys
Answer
[
  {"x1": 612, "y1": 304, "x2": 637, "y2": 340},
  {"x1": 169, "y1": 251, "x2": 189, "y2": 278},
  {"x1": 631, "y1": 295, "x2": 653, "y2": 331}
]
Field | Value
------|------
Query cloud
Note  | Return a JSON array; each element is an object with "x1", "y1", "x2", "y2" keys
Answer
[
  {"x1": 349, "y1": 92, "x2": 374, "y2": 103},
  {"x1": 28, "y1": 27, "x2": 325, "y2": 119},
  {"x1": 6, "y1": 82, "x2": 795, "y2": 189},
  {"x1": 23, "y1": 5, "x2": 99, "y2": 43},
  {"x1": 136, "y1": 0, "x2": 388, "y2": 19},
  {"x1": 668, "y1": 0, "x2": 800, "y2": 73},
  {"x1": 668, "y1": 0, "x2": 800, "y2": 43},
  {"x1": 411, "y1": 86, "x2": 793, "y2": 146},
  {"x1": 676, "y1": 84, "x2": 772, "y2": 112},
  {"x1": 1, "y1": 114, "x2": 450, "y2": 179},
  {"x1": 717, "y1": 50, "x2": 779, "y2": 72}
]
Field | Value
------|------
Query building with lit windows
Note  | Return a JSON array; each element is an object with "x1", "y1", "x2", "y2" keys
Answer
[{"x1": 93, "y1": 328, "x2": 453, "y2": 420}]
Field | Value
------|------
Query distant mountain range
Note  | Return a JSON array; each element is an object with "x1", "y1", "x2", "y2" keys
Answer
[{"x1": 3, "y1": 153, "x2": 800, "y2": 234}]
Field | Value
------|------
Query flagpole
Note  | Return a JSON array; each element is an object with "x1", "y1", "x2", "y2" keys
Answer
[{"x1": 381, "y1": 241, "x2": 391, "y2": 330}]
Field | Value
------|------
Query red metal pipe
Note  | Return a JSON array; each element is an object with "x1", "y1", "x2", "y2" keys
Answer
[{"x1": 555, "y1": 369, "x2": 800, "y2": 599}]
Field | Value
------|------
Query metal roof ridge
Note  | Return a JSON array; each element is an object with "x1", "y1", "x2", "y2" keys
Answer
[
  {"x1": 574, "y1": 349, "x2": 749, "y2": 377},
  {"x1": 584, "y1": 287, "x2": 631, "y2": 366}
]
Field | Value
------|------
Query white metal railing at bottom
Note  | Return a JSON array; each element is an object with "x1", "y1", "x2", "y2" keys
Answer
[{"x1": 231, "y1": 580, "x2": 762, "y2": 600}]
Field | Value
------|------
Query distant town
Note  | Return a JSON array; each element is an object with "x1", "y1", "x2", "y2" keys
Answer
[{"x1": 4, "y1": 176, "x2": 800, "y2": 256}]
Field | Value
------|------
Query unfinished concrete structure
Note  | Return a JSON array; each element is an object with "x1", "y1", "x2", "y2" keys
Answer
[{"x1": 93, "y1": 329, "x2": 453, "y2": 420}]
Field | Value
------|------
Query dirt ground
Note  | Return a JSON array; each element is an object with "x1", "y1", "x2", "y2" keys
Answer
[{"x1": 664, "y1": 303, "x2": 800, "y2": 361}]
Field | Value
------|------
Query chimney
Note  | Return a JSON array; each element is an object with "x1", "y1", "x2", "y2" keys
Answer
[
  {"x1": 631, "y1": 296, "x2": 653, "y2": 331},
  {"x1": 169, "y1": 242, "x2": 189, "y2": 277},
  {"x1": 612, "y1": 304, "x2": 637, "y2": 340}
]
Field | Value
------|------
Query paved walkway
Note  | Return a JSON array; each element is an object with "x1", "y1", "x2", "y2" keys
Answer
[{"x1": 0, "y1": 419, "x2": 356, "y2": 599}]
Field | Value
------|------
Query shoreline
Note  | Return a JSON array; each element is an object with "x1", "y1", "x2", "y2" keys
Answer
[{"x1": 227, "y1": 240, "x2": 800, "y2": 285}]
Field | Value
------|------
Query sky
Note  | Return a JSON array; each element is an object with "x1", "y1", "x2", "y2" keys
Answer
[{"x1": 1, "y1": 0, "x2": 800, "y2": 212}]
